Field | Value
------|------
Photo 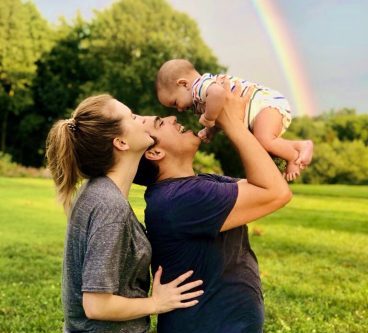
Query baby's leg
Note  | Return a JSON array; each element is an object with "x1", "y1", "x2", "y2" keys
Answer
[{"x1": 252, "y1": 107, "x2": 312, "y2": 181}]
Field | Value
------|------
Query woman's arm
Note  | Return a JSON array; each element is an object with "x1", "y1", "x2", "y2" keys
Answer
[
  {"x1": 83, "y1": 266, "x2": 203, "y2": 321},
  {"x1": 216, "y1": 80, "x2": 292, "y2": 232}
]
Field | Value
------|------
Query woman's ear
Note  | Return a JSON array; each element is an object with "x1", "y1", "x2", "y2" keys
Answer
[
  {"x1": 113, "y1": 138, "x2": 130, "y2": 151},
  {"x1": 144, "y1": 147, "x2": 165, "y2": 161},
  {"x1": 176, "y1": 78, "x2": 190, "y2": 89}
]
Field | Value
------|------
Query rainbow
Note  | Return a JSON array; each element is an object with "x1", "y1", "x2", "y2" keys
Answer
[{"x1": 251, "y1": 0, "x2": 317, "y2": 117}]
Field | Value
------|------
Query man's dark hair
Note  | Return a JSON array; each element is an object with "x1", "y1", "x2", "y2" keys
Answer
[{"x1": 133, "y1": 154, "x2": 159, "y2": 186}]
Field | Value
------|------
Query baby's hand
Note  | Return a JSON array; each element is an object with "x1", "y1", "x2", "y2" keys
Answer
[
  {"x1": 198, "y1": 128, "x2": 210, "y2": 142},
  {"x1": 199, "y1": 114, "x2": 216, "y2": 128},
  {"x1": 198, "y1": 127, "x2": 218, "y2": 143}
]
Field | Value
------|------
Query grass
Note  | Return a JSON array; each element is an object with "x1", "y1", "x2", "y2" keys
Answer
[{"x1": 0, "y1": 178, "x2": 367, "y2": 333}]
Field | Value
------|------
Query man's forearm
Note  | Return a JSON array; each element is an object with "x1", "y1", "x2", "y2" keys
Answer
[{"x1": 223, "y1": 120, "x2": 287, "y2": 191}]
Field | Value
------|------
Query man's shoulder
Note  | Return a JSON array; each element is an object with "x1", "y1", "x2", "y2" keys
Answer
[
  {"x1": 145, "y1": 174, "x2": 236, "y2": 204},
  {"x1": 198, "y1": 173, "x2": 239, "y2": 183}
]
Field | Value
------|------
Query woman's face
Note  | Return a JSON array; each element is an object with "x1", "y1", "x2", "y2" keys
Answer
[{"x1": 109, "y1": 99, "x2": 154, "y2": 152}]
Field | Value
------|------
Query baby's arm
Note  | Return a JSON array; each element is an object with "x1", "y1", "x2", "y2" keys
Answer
[{"x1": 199, "y1": 83, "x2": 226, "y2": 128}]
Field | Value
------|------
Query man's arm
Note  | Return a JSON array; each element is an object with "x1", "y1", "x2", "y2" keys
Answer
[{"x1": 217, "y1": 82, "x2": 292, "y2": 232}]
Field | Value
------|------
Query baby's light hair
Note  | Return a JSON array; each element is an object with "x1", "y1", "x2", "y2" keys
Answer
[{"x1": 156, "y1": 59, "x2": 196, "y2": 93}]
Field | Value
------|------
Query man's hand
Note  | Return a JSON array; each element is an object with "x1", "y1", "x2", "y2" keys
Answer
[{"x1": 215, "y1": 77, "x2": 256, "y2": 130}]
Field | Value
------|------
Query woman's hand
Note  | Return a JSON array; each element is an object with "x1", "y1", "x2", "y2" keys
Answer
[{"x1": 150, "y1": 266, "x2": 204, "y2": 314}]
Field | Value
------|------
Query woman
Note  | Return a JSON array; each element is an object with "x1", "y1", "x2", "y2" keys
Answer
[{"x1": 46, "y1": 94, "x2": 203, "y2": 333}]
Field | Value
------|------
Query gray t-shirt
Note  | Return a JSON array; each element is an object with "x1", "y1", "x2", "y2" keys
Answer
[{"x1": 62, "y1": 176, "x2": 152, "y2": 333}]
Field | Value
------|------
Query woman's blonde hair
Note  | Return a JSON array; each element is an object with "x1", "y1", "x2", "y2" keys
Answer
[{"x1": 46, "y1": 94, "x2": 123, "y2": 212}]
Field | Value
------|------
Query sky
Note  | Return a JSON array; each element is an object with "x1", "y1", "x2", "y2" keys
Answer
[{"x1": 33, "y1": 0, "x2": 368, "y2": 116}]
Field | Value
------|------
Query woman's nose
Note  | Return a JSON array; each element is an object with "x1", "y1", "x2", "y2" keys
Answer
[{"x1": 168, "y1": 116, "x2": 177, "y2": 123}]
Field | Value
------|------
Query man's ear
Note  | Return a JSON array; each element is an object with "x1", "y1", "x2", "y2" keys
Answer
[
  {"x1": 113, "y1": 138, "x2": 130, "y2": 151},
  {"x1": 144, "y1": 147, "x2": 165, "y2": 161},
  {"x1": 176, "y1": 78, "x2": 190, "y2": 89}
]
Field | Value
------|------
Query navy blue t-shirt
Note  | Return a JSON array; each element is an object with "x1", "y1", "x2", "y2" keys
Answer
[{"x1": 144, "y1": 174, "x2": 264, "y2": 333}]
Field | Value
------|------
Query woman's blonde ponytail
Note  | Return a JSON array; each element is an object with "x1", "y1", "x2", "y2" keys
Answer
[
  {"x1": 46, "y1": 119, "x2": 81, "y2": 212},
  {"x1": 46, "y1": 94, "x2": 121, "y2": 213}
]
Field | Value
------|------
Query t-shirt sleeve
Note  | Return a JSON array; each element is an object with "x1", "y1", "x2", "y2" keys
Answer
[
  {"x1": 167, "y1": 178, "x2": 238, "y2": 239},
  {"x1": 82, "y1": 207, "x2": 129, "y2": 293},
  {"x1": 192, "y1": 73, "x2": 217, "y2": 103}
]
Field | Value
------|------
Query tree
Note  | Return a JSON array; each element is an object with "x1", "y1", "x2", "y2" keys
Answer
[
  {"x1": 27, "y1": 0, "x2": 223, "y2": 166},
  {"x1": 83, "y1": 0, "x2": 223, "y2": 112},
  {"x1": 21, "y1": 19, "x2": 99, "y2": 165},
  {"x1": 0, "y1": 0, "x2": 52, "y2": 153},
  {"x1": 298, "y1": 139, "x2": 368, "y2": 184},
  {"x1": 326, "y1": 113, "x2": 368, "y2": 145}
]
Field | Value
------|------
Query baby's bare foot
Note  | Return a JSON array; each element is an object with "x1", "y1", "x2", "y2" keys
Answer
[
  {"x1": 295, "y1": 140, "x2": 314, "y2": 166},
  {"x1": 284, "y1": 161, "x2": 301, "y2": 182}
]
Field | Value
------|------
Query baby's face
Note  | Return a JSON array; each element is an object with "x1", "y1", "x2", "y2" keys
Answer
[{"x1": 158, "y1": 86, "x2": 193, "y2": 112}]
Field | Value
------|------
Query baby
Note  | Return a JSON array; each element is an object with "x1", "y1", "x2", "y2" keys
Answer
[{"x1": 155, "y1": 59, "x2": 313, "y2": 181}]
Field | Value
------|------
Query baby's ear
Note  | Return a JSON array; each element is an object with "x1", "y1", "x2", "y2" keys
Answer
[{"x1": 176, "y1": 78, "x2": 190, "y2": 88}]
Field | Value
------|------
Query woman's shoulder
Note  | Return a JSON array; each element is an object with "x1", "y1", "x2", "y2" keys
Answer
[
  {"x1": 70, "y1": 177, "x2": 134, "y2": 234},
  {"x1": 75, "y1": 176, "x2": 129, "y2": 212}
]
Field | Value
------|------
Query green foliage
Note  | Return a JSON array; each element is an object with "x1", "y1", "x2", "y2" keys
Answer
[
  {"x1": 193, "y1": 151, "x2": 223, "y2": 175},
  {"x1": 0, "y1": 0, "x2": 52, "y2": 153},
  {"x1": 18, "y1": 0, "x2": 223, "y2": 166},
  {"x1": 0, "y1": 0, "x2": 367, "y2": 185},
  {"x1": 86, "y1": 0, "x2": 223, "y2": 112},
  {"x1": 23, "y1": 19, "x2": 99, "y2": 165},
  {"x1": 327, "y1": 112, "x2": 368, "y2": 145},
  {"x1": 1, "y1": 178, "x2": 367, "y2": 332},
  {"x1": 285, "y1": 113, "x2": 368, "y2": 184},
  {"x1": 298, "y1": 140, "x2": 368, "y2": 184},
  {"x1": 0, "y1": 152, "x2": 13, "y2": 173},
  {"x1": 201, "y1": 130, "x2": 242, "y2": 177},
  {"x1": 0, "y1": 152, "x2": 49, "y2": 177}
]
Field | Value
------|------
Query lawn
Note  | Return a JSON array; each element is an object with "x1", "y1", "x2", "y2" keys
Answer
[{"x1": 0, "y1": 178, "x2": 367, "y2": 333}]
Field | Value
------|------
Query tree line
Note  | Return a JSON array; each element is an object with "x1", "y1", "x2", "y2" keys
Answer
[{"x1": 1, "y1": 0, "x2": 367, "y2": 184}]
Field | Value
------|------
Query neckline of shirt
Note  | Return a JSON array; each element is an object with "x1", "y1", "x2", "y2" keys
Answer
[{"x1": 152, "y1": 174, "x2": 198, "y2": 186}]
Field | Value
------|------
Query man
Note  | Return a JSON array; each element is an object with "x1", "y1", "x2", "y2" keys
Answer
[{"x1": 135, "y1": 80, "x2": 292, "y2": 333}]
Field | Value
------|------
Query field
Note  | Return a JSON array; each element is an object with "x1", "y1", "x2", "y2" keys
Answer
[{"x1": 0, "y1": 177, "x2": 367, "y2": 333}]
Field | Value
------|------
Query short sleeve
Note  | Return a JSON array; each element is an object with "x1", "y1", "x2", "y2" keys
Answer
[
  {"x1": 192, "y1": 73, "x2": 217, "y2": 103},
  {"x1": 82, "y1": 207, "x2": 129, "y2": 293},
  {"x1": 167, "y1": 178, "x2": 238, "y2": 239}
]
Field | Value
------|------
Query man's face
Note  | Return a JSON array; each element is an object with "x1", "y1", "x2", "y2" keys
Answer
[{"x1": 141, "y1": 115, "x2": 201, "y2": 155}]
